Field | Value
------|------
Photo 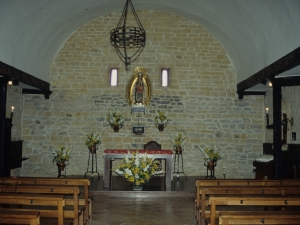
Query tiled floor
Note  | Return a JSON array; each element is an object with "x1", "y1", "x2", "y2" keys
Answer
[{"x1": 87, "y1": 175, "x2": 198, "y2": 225}]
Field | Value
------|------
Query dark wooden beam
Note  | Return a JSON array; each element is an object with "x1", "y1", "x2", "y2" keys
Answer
[
  {"x1": 237, "y1": 47, "x2": 300, "y2": 92},
  {"x1": 22, "y1": 89, "x2": 52, "y2": 99},
  {"x1": 0, "y1": 61, "x2": 50, "y2": 91},
  {"x1": 276, "y1": 76, "x2": 300, "y2": 86}
]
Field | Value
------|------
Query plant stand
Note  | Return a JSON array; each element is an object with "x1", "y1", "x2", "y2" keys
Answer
[
  {"x1": 173, "y1": 152, "x2": 187, "y2": 179},
  {"x1": 204, "y1": 162, "x2": 216, "y2": 179},
  {"x1": 57, "y1": 164, "x2": 67, "y2": 178},
  {"x1": 84, "y1": 149, "x2": 100, "y2": 180}
]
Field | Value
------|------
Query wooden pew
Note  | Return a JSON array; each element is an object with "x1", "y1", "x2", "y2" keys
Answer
[
  {"x1": 0, "y1": 193, "x2": 65, "y2": 225},
  {"x1": 194, "y1": 179, "x2": 300, "y2": 221},
  {"x1": 0, "y1": 184, "x2": 83, "y2": 225},
  {"x1": 0, "y1": 176, "x2": 91, "y2": 221},
  {"x1": 197, "y1": 186, "x2": 300, "y2": 225},
  {"x1": 219, "y1": 211, "x2": 300, "y2": 224},
  {"x1": 209, "y1": 196, "x2": 300, "y2": 225},
  {"x1": 195, "y1": 179, "x2": 265, "y2": 217},
  {"x1": 0, "y1": 209, "x2": 40, "y2": 225}
]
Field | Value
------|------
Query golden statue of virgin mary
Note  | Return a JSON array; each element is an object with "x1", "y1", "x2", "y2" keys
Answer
[{"x1": 125, "y1": 67, "x2": 152, "y2": 107}]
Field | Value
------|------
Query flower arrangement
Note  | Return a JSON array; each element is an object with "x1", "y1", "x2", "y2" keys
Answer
[
  {"x1": 115, "y1": 150, "x2": 163, "y2": 185},
  {"x1": 196, "y1": 145, "x2": 221, "y2": 162},
  {"x1": 169, "y1": 130, "x2": 188, "y2": 149},
  {"x1": 107, "y1": 110, "x2": 125, "y2": 129},
  {"x1": 51, "y1": 145, "x2": 71, "y2": 163},
  {"x1": 154, "y1": 108, "x2": 168, "y2": 127},
  {"x1": 85, "y1": 131, "x2": 104, "y2": 148}
]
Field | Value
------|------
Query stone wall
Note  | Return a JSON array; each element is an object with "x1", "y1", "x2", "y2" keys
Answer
[{"x1": 19, "y1": 10, "x2": 264, "y2": 178}]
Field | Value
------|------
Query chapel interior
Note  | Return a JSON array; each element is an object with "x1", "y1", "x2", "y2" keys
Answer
[{"x1": 0, "y1": 1, "x2": 300, "y2": 225}]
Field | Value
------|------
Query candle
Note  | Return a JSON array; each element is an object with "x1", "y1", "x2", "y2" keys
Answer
[
  {"x1": 266, "y1": 107, "x2": 268, "y2": 113},
  {"x1": 11, "y1": 106, "x2": 14, "y2": 112}
]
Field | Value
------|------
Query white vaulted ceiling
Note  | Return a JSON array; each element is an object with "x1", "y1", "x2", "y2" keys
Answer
[{"x1": 0, "y1": 0, "x2": 300, "y2": 88}]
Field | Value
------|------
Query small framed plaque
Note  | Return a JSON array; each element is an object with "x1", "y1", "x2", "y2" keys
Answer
[{"x1": 132, "y1": 125, "x2": 145, "y2": 135}]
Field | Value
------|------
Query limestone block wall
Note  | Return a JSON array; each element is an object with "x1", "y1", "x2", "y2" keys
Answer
[{"x1": 19, "y1": 10, "x2": 264, "y2": 178}]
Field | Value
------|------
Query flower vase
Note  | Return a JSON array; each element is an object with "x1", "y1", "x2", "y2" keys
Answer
[
  {"x1": 133, "y1": 185, "x2": 143, "y2": 191},
  {"x1": 157, "y1": 124, "x2": 165, "y2": 131},
  {"x1": 89, "y1": 146, "x2": 98, "y2": 154},
  {"x1": 113, "y1": 125, "x2": 119, "y2": 132},
  {"x1": 57, "y1": 161, "x2": 66, "y2": 171},
  {"x1": 174, "y1": 146, "x2": 183, "y2": 155},
  {"x1": 206, "y1": 161, "x2": 216, "y2": 170}
]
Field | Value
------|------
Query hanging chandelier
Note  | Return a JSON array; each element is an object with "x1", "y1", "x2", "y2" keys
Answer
[{"x1": 110, "y1": 0, "x2": 146, "y2": 71}]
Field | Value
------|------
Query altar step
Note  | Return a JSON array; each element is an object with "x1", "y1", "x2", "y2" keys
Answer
[
  {"x1": 87, "y1": 175, "x2": 197, "y2": 198},
  {"x1": 90, "y1": 190, "x2": 194, "y2": 198}
]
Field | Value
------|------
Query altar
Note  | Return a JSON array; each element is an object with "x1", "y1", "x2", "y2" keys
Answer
[{"x1": 103, "y1": 149, "x2": 173, "y2": 191}]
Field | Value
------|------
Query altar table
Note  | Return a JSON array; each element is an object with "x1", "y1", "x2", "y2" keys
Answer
[{"x1": 103, "y1": 149, "x2": 173, "y2": 191}]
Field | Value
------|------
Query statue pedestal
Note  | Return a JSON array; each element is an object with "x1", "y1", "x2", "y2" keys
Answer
[{"x1": 131, "y1": 104, "x2": 145, "y2": 114}]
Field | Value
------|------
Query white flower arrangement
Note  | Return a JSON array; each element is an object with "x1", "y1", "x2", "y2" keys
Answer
[
  {"x1": 196, "y1": 145, "x2": 221, "y2": 162},
  {"x1": 51, "y1": 145, "x2": 72, "y2": 163},
  {"x1": 169, "y1": 130, "x2": 188, "y2": 148},
  {"x1": 107, "y1": 110, "x2": 125, "y2": 129},
  {"x1": 115, "y1": 150, "x2": 164, "y2": 185},
  {"x1": 85, "y1": 130, "x2": 104, "y2": 148},
  {"x1": 154, "y1": 108, "x2": 168, "y2": 127}
]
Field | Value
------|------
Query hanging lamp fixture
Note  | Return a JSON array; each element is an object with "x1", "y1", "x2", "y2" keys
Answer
[{"x1": 110, "y1": 0, "x2": 146, "y2": 71}]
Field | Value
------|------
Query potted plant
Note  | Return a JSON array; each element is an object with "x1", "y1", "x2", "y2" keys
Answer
[
  {"x1": 154, "y1": 108, "x2": 168, "y2": 131},
  {"x1": 169, "y1": 130, "x2": 187, "y2": 154},
  {"x1": 115, "y1": 150, "x2": 163, "y2": 190},
  {"x1": 107, "y1": 110, "x2": 125, "y2": 132},
  {"x1": 85, "y1": 130, "x2": 104, "y2": 153},
  {"x1": 51, "y1": 145, "x2": 72, "y2": 170},
  {"x1": 196, "y1": 145, "x2": 221, "y2": 169}
]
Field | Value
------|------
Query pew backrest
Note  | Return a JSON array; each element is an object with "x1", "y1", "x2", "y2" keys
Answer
[
  {"x1": 196, "y1": 185, "x2": 300, "y2": 225},
  {"x1": 0, "y1": 184, "x2": 80, "y2": 225},
  {"x1": 209, "y1": 196, "x2": 300, "y2": 225},
  {"x1": 0, "y1": 193, "x2": 65, "y2": 225},
  {"x1": 0, "y1": 209, "x2": 40, "y2": 225},
  {"x1": 0, "y1": 177, "x2": 90, "y2": 221},
  {"x1": 219, "y1": 211, "x2": 300, "y2": 225}
]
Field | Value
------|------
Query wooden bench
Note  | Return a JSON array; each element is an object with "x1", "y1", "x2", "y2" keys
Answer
[
  {"x1": 0, "y1": 176, "x2": 91, "y2": 221},
  {"x1": 219, "y1": 211, "x2": 300, "y2": 224},
  {"x1": 0, "y1": 193, "x2": 65, "y2": 225},
  {"x1": 209, "y1": 196, "x2": 300, "y2": 225},
  {"x1": 194, "y1": 179, "x2": 300, "y2": 222},
  {"x1": 196, "y1": 186, "x2": 300, "y2": 225},
  {"x1": 0, "y1": 184, "x2": 83, "y2": 225},
  {"x1": 0, "y1": 209, "x2": 40, "y2": 225}
]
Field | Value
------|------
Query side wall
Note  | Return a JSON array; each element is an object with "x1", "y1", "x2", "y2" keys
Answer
[{"x1": 19, "y1": 11, "x2": 264, "y2": 178}]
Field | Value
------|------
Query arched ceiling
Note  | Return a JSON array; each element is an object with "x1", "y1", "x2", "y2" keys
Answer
[{"x1": 0, "y1": 0, "x2": 299, "y2": 89}]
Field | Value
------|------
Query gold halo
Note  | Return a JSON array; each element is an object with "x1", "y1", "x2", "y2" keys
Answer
[{"x1": 125, "y1": 67, "x2": 152, "y2": 106}]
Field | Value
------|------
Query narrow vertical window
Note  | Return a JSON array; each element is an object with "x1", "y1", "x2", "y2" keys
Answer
[
  {"x1": 110, "y1": 68, "x2": 118, "y2": 86},
  {"x1": 161, "y1": 69, "x2": 169, "y2": 87}
]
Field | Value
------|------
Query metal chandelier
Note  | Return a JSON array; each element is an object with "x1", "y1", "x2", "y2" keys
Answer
[{"x1": 110, "y1": 0, "x2": 146, "y2": 71}]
